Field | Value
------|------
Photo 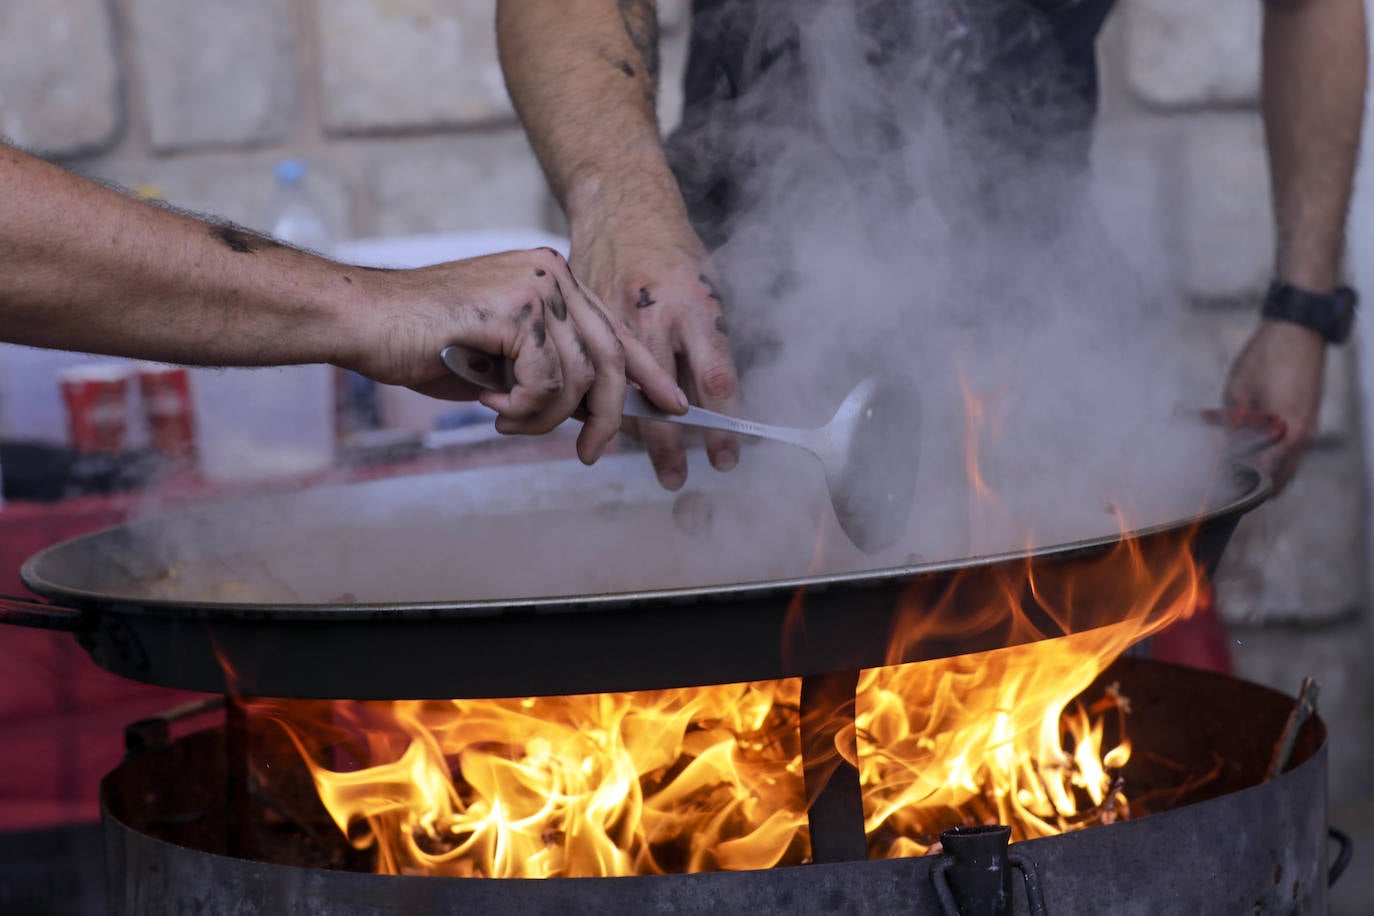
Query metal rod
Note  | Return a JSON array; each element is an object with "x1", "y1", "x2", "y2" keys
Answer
[
  {"x1": 799, "y1": 669, "x2": 868, "y2": 863},
  {"x1": 225, "y1": 697, "x2": 250, "y2": 858},
  {"x1": 1266, "y1": 677, "x2": 1319, "y2": 781},
  {"x1": 125, "y1": 696, "x2": 226, "y2": 756}
]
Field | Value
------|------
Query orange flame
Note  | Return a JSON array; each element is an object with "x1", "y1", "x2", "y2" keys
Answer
[
  {"x1": 252, "y1": 381, "x2": 1211, "y2": 877},
  {"x1": 254, "y1": 684, "x2": 809, "y2": 877}
]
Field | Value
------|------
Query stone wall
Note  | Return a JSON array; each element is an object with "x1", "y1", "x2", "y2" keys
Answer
[
  {"x1": 2, "y1": 0, "x2": 1368, "y2": 798},
  {"x1": 0, "y1": 0, "x2": 688, "y2": 236},
  {"x1": 1096, "y1": 1, "x2": 1373, "y2": 804}
]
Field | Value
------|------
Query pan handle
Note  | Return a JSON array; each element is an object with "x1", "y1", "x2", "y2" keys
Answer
[
  {"x1": 1197, "y1": 408, "x2": 1288, "y2": 459},
  {"x1": 0, "y1": 595, "x2": 88, "y2": 632}
]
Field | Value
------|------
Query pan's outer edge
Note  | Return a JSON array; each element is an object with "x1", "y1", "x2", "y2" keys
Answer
[{"x1": 19, "y1": 462, "x2": 1270, "y2": 624}]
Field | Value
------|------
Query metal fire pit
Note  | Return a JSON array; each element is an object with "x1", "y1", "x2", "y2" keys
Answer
[{"x1": 102, "y1": 659, "x2": 1337, "y2": 915}]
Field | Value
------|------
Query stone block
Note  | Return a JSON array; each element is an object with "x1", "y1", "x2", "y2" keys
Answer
[
  {"x1": 366, "y1": 134, "x2": 549, "y2": 237},
  {"x1": 130, "y1": 0, "x2": 298, "y2": 152},
  {"x1": 1177, "y1": 114, "x2": 1273, "y2": 301},
  {"x1": 318, "y1": 0, "x2": 513, "y2": 134},
  {"x1": 1214, "y1": 444, "x2": 1367, "y2": 626},
  {"x1": 0, "y1": 0, "x2": 121, "y2": 156},
  {"x1": 1122, "y1": 0, "x2": 1261, "y2": 108},
  {"x1": 85, "y1": 155, "x2": 352, "y2": 240},
  {"x1": 1230, "y1": 618, "x2": 1374, "y2": 805}
]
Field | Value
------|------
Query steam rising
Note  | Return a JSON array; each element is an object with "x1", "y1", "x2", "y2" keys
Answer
[
  {"x1": 667, "y1": 0, "x2": 1220, "y2": 559},
  {"x1": 97, "y1": 1, "x2": 1239, "y2": 604}
]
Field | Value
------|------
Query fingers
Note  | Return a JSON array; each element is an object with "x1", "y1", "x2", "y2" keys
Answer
[
  {"x1": 1220, "y1": 326, "x2": 1321, "y2": 495},
  {"x1": 632, "y1": 320, "x2": 690, "y2": 489},
  {"x1": 1270, "y1": 417, "x2": 1316, "y2": 494},
  {"x1": 677, "y1": 308, "x2": 741, "y2": 471},
  {"x1": 477, "y1": 301, "x2": 567, "y2": 425},
  {"x1": 551, "y1": 273, "x2": 624, "y2": 463},
  {"x1": 569, "y1": 269, "x2": 686, "y2": 416},
  {"x1": 622, "y1": 329, "x2": 690, "y2": 413},
  {"x1": 554, "y1": 259, "x2": 695, "y2": 466}
]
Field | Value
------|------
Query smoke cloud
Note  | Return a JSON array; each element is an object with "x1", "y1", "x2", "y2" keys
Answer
[
  {"x1": 662, "y1": 0, "x2": 1228, "y2": 562},
  {"x1": 84, "y1": 1, "x2": 1250, "y2": 612}
]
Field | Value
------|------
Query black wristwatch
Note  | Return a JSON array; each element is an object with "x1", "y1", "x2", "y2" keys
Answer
[{"x1": 1261, "y1": 281, "x2": 1358, "y2": 344}]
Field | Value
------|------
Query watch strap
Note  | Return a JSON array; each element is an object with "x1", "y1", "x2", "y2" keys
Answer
[{"x1": 1260, "y1": 281, "x2": 1358, "y2": 345}]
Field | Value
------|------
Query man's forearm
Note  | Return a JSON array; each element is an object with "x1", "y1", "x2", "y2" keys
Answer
[
  {"x1": 497, "y1": 0, "x2": 692, "y2": 238},
  {"x1": 1262, "y1": 0, "x2": 1367, "y2": 291},
  {"x1": 0, "y1": 143, "x2": 357, "y2": 367}
]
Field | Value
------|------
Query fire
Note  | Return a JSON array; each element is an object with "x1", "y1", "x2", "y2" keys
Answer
[
  {"x1": 250, "y1": 382, "x2": 1213, "y2": 877},
  {"x1": 255, "y1": 684, "x2": 809, "y2": 877}
]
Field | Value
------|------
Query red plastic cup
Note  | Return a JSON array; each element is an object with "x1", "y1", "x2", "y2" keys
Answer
[
  {"x1": 137, "y1": 364, "x2": 196, "y2": 460},
  {"x1": 60, "y1": 365, "x2": 130, "y2": 452}
]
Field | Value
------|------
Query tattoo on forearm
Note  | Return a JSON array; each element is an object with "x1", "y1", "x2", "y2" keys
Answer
[
  {"x1": 617, "y1": 0, "x2": 660, "y2": 83},
  {"x1": 212, "y1": 225, "x2": 280, "y2": 255},
  {"x1": 635, "y1": 287, "x2": 656, "y2": 309}
]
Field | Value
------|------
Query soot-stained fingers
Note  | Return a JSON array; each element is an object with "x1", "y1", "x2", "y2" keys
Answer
[{"x1": 544, "y1": 289, "x2": 569, "y2": 322}]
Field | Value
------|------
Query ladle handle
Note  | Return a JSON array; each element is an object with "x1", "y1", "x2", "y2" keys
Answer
[{"x1": 439, "y1": 346, "x2": 792, "y2": 442}]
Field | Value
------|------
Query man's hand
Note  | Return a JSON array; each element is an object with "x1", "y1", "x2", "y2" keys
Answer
[
  {"x1": 1223, "y1": 320, "x2": 1326, "y2": 492},
  {"x1": 572, "y1": 223, "x2": 740, "y2": 489},
  {"x1": 341, "y1": 247, "x2": 688, "y2": 466},
  {"x1": 498, "y1": 0, "x2": 743, "y2": 490}
]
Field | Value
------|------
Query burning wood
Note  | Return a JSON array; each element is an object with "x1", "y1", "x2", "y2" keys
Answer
[{"x1": 249, "y1": 611, "x2": 1175, "y2": 878}]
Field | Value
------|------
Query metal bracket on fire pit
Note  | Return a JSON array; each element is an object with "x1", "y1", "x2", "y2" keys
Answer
[
  {"x1": 933, "y1": 825, "x2": 1049, "y2": 916},
  {"x1": 800, "y1": 669, "x2": 868, "y2": 863},
  {"x1": 123, "y1": 696, "x2": 227, "y2": 756}
]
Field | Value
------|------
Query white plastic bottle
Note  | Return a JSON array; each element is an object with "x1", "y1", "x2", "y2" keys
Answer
[
  {"x1": 191, "y1": 160, "x2": 339, "y2": 481},
  {"x1": 266, "y1": 159, "x2": 379, "y2": 443},
  {"x1": 267, "y1": 159, "x2": 333, "y2": 251}
]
